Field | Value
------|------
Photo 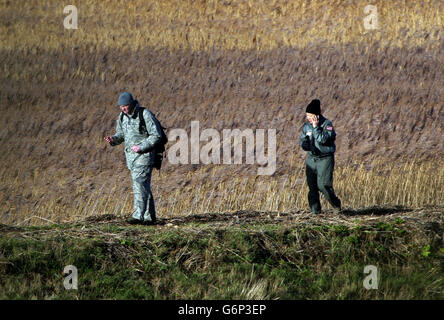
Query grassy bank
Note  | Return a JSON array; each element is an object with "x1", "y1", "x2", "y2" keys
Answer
[{"x1": 1, "y1": 209, "x2": 443, "y2": 299}]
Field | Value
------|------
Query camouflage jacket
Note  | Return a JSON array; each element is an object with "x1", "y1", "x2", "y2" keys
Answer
[{"x1": 111, "y1": 102, "x2": 162, "y2": 170}]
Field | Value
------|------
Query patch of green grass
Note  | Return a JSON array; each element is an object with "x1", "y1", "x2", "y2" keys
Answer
[
  {"x1": 422, "y1": 245, "x2": 431, "y2": 258},
  {"x1": 100, "y1": 224, "x2": 125, "y2": 234},
  {"x1": 329, "y1": 225, "x2": 350, "y2": 236},
  {"x1": 376, "y1": 222, "x2": 394, "y2": 232}
]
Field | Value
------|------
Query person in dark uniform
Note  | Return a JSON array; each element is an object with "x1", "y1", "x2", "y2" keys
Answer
[{"x1": 300, "y1": 99, "x2": 342, "y2": 214}]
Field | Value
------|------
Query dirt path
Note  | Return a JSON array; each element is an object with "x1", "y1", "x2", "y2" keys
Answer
[
  {"x1": 1, "y1": 206, "x2": 442, "y2": 244},
  {"x1": 83, "y1": 205, "x2": 444, "y2": 228}
]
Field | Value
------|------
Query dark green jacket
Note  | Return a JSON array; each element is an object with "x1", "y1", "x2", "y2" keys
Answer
[{"x1": 300, "y1": 115, "x2": 336, "y2": 157}]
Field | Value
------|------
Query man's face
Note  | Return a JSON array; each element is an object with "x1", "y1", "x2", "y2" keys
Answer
[
  {"x1": 306, "y1": 113, "x2": 318, "y2": 124},
  {"x1": 120, "y1": 105, "x2": 132, "y2": 114}
]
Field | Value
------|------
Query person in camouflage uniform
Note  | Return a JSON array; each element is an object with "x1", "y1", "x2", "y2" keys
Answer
[
  {"x1": 105, "y1": 92, "x2": 163, "y2": 225},
  {"x1": 300, "y1": 99, "x2": 342, "y2": 214}
]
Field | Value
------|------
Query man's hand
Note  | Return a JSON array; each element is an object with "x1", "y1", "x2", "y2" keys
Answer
[
  {"x1": 104, "y1": 136, "x2": 114, "y2": 145},
  {"x1": 310, "y1": 115, "x2": 319, "y2": 127},
  {"x1": 131, "y1": 145, "x2": 142, "y2": 153}
]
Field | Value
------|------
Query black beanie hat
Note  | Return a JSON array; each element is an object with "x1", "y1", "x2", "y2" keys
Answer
[{"x1": 306, "y1": 99, "x2": 321, "y2": 115}]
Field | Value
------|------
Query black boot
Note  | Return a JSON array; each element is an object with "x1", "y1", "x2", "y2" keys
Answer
[{"x1": 126, "y1": 217, "x2": 143, "y2": 225}]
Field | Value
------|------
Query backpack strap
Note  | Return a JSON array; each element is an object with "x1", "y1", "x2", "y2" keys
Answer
[
  {"x1": 135, "y1": 105, "x2": 167, "y2": 148},
  {"x1": 138, "y1": 106, "x2": 147, "y2": 134}
]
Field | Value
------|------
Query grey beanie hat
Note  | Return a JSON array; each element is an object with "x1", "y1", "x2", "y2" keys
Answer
[{"x1": 117, "y1": 92, "x2": 134, "y2": 106}]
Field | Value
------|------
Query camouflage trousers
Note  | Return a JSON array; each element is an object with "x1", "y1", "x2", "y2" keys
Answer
[{"x1": 130, "y1": 164, "x2": 156, "y2": 222}]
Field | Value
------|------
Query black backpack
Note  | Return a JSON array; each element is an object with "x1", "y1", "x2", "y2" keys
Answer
[{"x1": 121, "y1": 106, "x2": 168, "y2": 170}]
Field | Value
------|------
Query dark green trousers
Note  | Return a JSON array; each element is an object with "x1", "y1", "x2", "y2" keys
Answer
[{"x1": 305, "y1": 154, "x2": 341, "y2": 213}]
